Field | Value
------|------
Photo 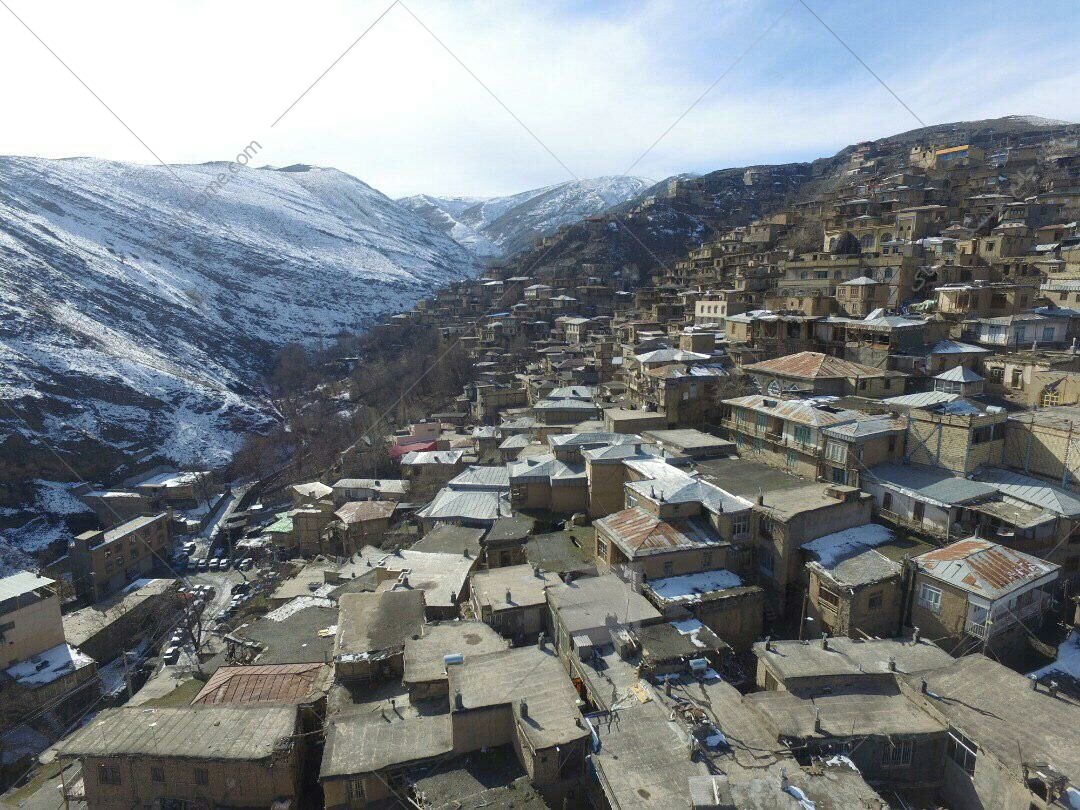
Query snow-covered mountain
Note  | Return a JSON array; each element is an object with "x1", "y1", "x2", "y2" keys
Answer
[
  {"x1": 400, "y1": 175, "x2": 652, "y2": 259},
  {"x1": 0, "y1": 157, "x2": 480, "y2": 474}
]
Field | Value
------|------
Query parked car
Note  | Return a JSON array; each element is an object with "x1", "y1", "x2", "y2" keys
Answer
[
  {"x1": 162, "y1": 646, "x2": 180, "y2": 664},
  {"x1": 239, "y1": 558, "x2": 254, "y2": 571},
  {"x1": 196, "y1": 559, "x2": 209, "y2": 572},
  {"x1": 232, "y1": 582, "x2": 250, "y2": 595}
]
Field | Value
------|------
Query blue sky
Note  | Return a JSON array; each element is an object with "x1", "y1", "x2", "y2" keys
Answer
[{"x1": 1, "y1": 0, "x2": 1077, "y2": 197}]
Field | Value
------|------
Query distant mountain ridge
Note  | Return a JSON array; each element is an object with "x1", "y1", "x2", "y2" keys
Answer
[
  {"x1": 0, "y1": 158, "x2": 480, "y2": 480},
  {"x1": 400, "y1": 175, "x2": 653, "y2": 258}
]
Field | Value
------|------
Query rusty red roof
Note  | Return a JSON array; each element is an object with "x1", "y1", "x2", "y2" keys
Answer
[
  {"x1": 191, "y1": 663, "x2": 330, "y2": 706},
  {"x1": 594, "y1": 506, "x2": 722, "y2": 557},
  {"x1": 914, "y1": 538, "x2": 1059, "y2": 601},
  {"x1": 744, "y1": 351, "x2": 886, "y2": 380}
]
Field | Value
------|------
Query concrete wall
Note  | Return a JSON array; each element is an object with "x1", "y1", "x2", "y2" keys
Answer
[{"x1": 0, "y1": 590, "x2": 64, "y2": 668}]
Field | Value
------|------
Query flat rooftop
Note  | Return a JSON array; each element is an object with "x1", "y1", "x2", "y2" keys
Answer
[
  {"x1": 235, "y1": 601, "x2": 338, "y2": 665},
  {"x1": 57, "y1": 705, "x2": 296, "y2": 761},
  {"x1": 471, "y1": 564, "x2": 559, "y2": 611},
  {"x1": 754, "y1": 636, "x2": 953, "y2": 683},
  {"x1": 902, "y1": 654, "x2": 1080, "y2": 785},
  {"x1": 746, "y1": 683, "x2": 946, "y2": 739},
  {"x1": 693, "y1": 456, "x2": 813, "y2": 499},
  {"x1": 410, "y1": 524, "x2": 485, "y2": 557},
  {"x1": 335, "y1": 590, "x2": 426, "y2": 661},
  {"x1": 321, "y1": 710, "x2": 452, "y2": 777},
  {"x1": 403, "y1": 622, "x2": 508, "y2": 686},
  {"x1": 547, "y1": 574, "x2": 662, "y2": 637},
  {"x1": 447, "y1": 646, "x2": 589, "y2": 751},
  {"x1": 63, "y1": 578, "x2": 175, "y2": 647}
]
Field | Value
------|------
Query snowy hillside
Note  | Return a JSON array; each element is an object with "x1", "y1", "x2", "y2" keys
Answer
[
  {"x1": 0, "y1": 157, "x2": 480, "y2": 474},
  {"x1": 400, "y1": 175, "x2": 652, "y2": 259}
]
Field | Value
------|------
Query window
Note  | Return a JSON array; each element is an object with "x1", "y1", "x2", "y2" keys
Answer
[
  {"x1": 793, "y1": 425, "x2": 812, "y2": 446},
  {"x1": 151, "y1": 766, "x2": 164, "y2": 783},
  {"x1": 98, "y1": 764, "x2": 122, "y2": 786},
  {"x1": 596, "y1": 536, "x2": 607, "y2": 559},
  {"x1": 912, "y1": 501, "x2": 925, "y2": 522},
  {"x1": 825, "y1": 441, "x2": 846, "y2": 464},
  {"x1": 1043, "y1": 387, "x2": 1063, "y2": 407},
  {"x1": 663, "y1": 561, "x2": 674, "y2": 577},
  {"x1": 918, "y1": 583, "x2": 942, "y2": 613},
  {"x1": 868, "y1": 591, "x2": 883, "y2": 610},
  {"x1": 787, "y1": 451, "x2": 797, "y2": 470},
  {"x1": 702, "y1": 551, "x2": 714, "y2": 568},
  {"x1": 947, "y1": 731, "x2": 977, "y2": 776},
  {"x1": 194, "y1": 768, "x2": 209, "y2": 786},
  {"x1": 818, "y1": 586, "x2": 841, "y2": 609},
  {"x1": 887, "y1": 436, "x2": 897, "y2": 453},
  {"x1": 732, "y1": 513, "x2": 750, "y2": 537},
  {"x1": 349, "y1": 779, "x2": 366, "y2": 800},
  {"x1": 881, "y1": 739, "x2": 913, "y2": 767},
  {"x1": 1042, "y1": 326, "x2": 1056, "y2": 343},
  {"x1": 831, "y1": 466, "x2": 847, "y2": 485}
]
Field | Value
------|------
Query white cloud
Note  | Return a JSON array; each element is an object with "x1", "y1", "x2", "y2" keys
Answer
[{"x1": 0, "y1": 0, "x2": 1075, "y2": 198}]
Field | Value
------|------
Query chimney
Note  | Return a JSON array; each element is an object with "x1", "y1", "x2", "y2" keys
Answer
[
  {"x1": 463, "y1": 548, "x2": 470, "y2": 558},
  {"x1": 888, "y1": 656, "x2": 896, "y2": 672},
  {"x1": 912, "y1": 626, "x2": 920, "y2": 644},
  {"x1": 920, "y1": 678, "x2": 928, "y2": 694},
  {"x1": 813, "y1": 706, "x2": 822, "y2": 732},
  {"x1": 519, "y1": 698, "x2": 529, "y2": 718},
  {"x1": 454, "y1": 691, "x2": 464, "y2": 709},
  {"x1": 1049, "y1": 680, "x2": 1059, "y2": 698},
  {"x1": 764, "y1": 635, "x2": 772, "y2": 652},
  {"x1": 505, "y1": 588, "x2": 513, "y2": 604},
  {"x1": 1031, "y1": 676, "x2": 1039, "y2": 691},
  {"x1": 821, "y1": 631, "x2": 829, "y2": 650},
  {"x1": 756, "y1": 488, "x2": 765, "y2": 506}
]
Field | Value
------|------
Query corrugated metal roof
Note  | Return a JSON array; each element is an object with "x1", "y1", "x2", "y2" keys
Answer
[
  {"x1": 915, "y1": 538, "x2": 1059, "y2": 601},
  {"x1": 975, "y1": 468, "x2": 1080, "y2": 517},
  {"x1": 447, "y1": 465, "x2": 510, "y2": 491},
  {"x1": 934, "y1": 365, "x2": 984, "y2": 382},
  {"x1": 595, "y1": 507, "x2": 722, "y2": 556},
  {"x1": 336, "y1": 501, "x2": 396, "y2": 524},
  {"x1": 192, "y1": 663, "x2": 329, "y2": 706},
  {"x1": 724, "y1": 395, "x2": 864, "y2": 428},
  {"x1": 744, "y1": 351, "x2": 886, "y2": 380},
  {"x1": 865, "y1": 464, "x2": 996, "y2": 506},
  {"x1": 415, "y1": 488, "x2": 510, "y2": 521}
]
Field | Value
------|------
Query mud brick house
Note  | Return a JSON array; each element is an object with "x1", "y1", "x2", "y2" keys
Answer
[
  {"x1": 57, "y1": 705, "x2": 303, "y2": 809},
  {"x1": 908, "y1": 538, "x2": 1059, "y2": 660}
]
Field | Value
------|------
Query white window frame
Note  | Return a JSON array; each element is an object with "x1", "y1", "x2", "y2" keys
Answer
[{"x1": 918, "y1": 583, "x2": 942, "y2": 613}]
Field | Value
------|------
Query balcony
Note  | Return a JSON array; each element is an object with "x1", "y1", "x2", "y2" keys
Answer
[{"x1": 964, "y1": 600, "x2": 1045, "y2": 639}]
